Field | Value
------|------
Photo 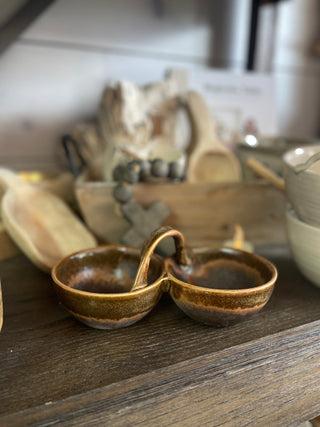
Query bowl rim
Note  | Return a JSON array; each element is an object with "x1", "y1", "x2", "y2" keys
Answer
[
  {"x1": 51, "y1": 244, "x2": 166, "y2": 299},
  {"x1": 52, "y1": 246, "x2": 278, "y2": 298},
  {"x1": 283, "y1": 144, "x2": 320, "y2": 175}
]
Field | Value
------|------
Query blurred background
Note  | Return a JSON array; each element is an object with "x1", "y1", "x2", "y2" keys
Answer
[{"x1": 0, "y1": 0, "x2": 319, "y2": 171}]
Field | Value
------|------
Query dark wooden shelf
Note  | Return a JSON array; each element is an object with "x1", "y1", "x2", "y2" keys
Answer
[{"x1": 1, "y1": 246, "x2": 320, "y2": 425}]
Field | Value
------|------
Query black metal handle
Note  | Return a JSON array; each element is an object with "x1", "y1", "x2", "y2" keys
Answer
[{"x1": 61, "y1": 134, "x2": 87, "y2": 178}]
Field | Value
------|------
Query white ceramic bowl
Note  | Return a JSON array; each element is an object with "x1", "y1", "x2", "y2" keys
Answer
[
  {"x1": 286, "y1": 207, "x2": 320, "y2": 287},
  {"x1": 236, "y1": 135, "x2": 318, "y2": 180},
  {"x1": 283, "y1": 145, "x2": 320, "y2": 226}
]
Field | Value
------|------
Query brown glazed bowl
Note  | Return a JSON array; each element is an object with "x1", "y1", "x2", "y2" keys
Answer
[
  {"x1": 141, "y1": 227, "x2": 277, "y2": 327},
  {"x1": 167, "y1": 246, "x2": 277, "y2": 327},
  {"x1": 51, "y1": 245, "x2": 165, "y2": 329},
  {"x1": 52, "y1": 227, "x2": 277, "y2": 329}
]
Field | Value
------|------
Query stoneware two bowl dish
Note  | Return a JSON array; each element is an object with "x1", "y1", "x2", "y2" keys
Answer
[
  {"x1": 283, "y1": 144, "x2": 320, "y2": 226},
  {"x1": 51, "y1": 226, "x2": 278, "y2": 329}
]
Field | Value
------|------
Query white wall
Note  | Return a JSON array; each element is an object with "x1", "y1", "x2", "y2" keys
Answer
[
  {"x1": 0, "y1": 0, "x2": 318, "y2": 170},
  {"x1": 0, "y1": 0, "x2": 217, "y2": 169},
  {"x1": 274, "y1": 0, "x2": 320, "y2": 138},
  {"x1": 256, "y1": 0, "x2": 320, "y2": 138},
  {"x1": 0, "y1": 0, "x2": 253, "y2": 170}
]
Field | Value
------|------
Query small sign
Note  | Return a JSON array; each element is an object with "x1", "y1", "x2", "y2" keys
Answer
[{"x1": 188, "y1": 69, "x2": 277, "y2": 145}]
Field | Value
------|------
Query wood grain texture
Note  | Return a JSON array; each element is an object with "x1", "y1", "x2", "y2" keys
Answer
[
  {"x1": 3, "y1": 322, "x2": 320, "y2": 426},
  {"x1": 1, "y1": 246, "x2": 320, "y2": 425},
  {"x1": 76, "y1": 180, "x2": 287, "y2": 247},
  {"x1": 0, "y1": 169, "x2": 97, "y2": 272}
]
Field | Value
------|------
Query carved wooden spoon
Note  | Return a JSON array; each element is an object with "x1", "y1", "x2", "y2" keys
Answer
[
  {"x1": 246, "y1": 158, "x2": 285, "y2": 191},
  {"x1": 186, "y1": 91, "x2": 241, "y2": 183},
  {"x1": 0, "y1": 168, "x2": 97, "y2": 272}
]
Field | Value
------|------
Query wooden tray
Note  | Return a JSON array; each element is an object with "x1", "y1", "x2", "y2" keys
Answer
[
  {"x1": 1, "y1": 245, "x2": 320, "y2": 425},
  {"x1": 76, "y1": 178, "x2": 287, "y2": 247}
]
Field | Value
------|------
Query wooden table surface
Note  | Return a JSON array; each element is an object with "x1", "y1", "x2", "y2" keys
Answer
[{"x1": 1, "y1": 246, "x2": 320, "y2": 426}]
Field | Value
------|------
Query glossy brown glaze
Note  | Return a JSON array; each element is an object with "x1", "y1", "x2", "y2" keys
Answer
[
  {"x1": 132, "y1": 226, "x2": 188, "y2": 291},
  {"x1": 52, "y1": 245, "x2": 165, "y2": 330},
  {"x1": 167, "y1": 247, "x2": 277, "y2": 327},
  {"x1": 51, "y1": 228, "x2": 277, "y2": 329}
]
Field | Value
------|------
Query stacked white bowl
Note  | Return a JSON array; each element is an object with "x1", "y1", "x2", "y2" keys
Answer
[{"x1": 284, "y1": 145, "x2": 320, "y2": 287}]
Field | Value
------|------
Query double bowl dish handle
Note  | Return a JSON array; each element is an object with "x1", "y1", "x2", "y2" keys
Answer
[{"x1": 131, "y1": 226, "x2": 189, "y2": 292}]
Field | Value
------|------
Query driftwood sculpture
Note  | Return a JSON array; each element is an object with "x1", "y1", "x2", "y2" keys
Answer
[
  {"x1": 69, "y1": 69, "x2": 240, "y2": 184},
  {"x1": 98, "y1": 69, "x2": 190, "y2": 181}
]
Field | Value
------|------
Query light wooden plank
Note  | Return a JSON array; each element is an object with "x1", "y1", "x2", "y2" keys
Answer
[{"x1": 76, "y1": 181, "x2": 287, "y2": 247}]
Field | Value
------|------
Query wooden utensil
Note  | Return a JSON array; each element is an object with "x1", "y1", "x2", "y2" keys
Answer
[
  {"x1": 246, "y1": 157, "x2": 285, "y2": 191},
  {"x1": 0, "y1": 168, "x2": 97, "y2": 272},
  {"x1": 186, "y1": 91, "x2": 241, "y2": 183}
]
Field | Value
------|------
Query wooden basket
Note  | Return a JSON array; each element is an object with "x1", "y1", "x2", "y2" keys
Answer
[{"x1": 75, "y1": 173, "x2": 287, "y2": 248}]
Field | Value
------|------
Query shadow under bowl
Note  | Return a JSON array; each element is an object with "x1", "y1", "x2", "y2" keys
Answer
[
  {"x1": 51, "y1": 245, "x2": 165, "y2": 329},
  {"x1": 167, "y1": 247, "x2": 277, "y2": 327}
]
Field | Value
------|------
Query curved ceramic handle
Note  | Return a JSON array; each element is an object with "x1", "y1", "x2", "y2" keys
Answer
[
  {"x1": 131, "y1": 226, "x2": 189, "y2": 292},
  {"x1": 293, "y1": 151, "x2": 320, "y2": 174}
]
